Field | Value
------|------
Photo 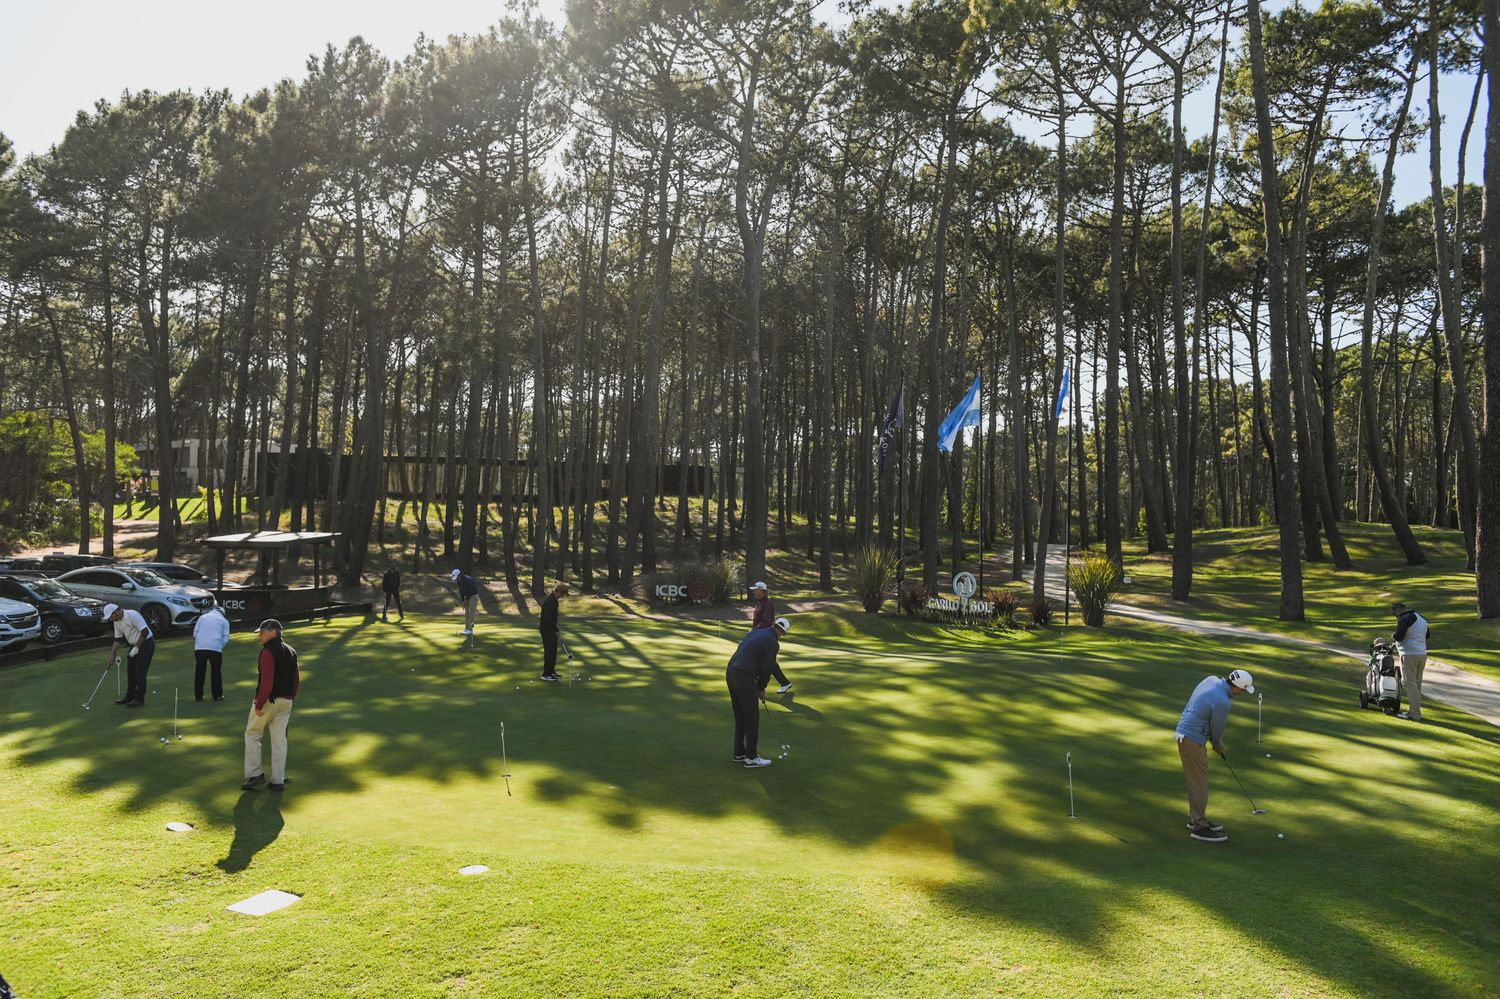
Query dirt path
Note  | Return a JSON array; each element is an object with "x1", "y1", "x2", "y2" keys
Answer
[{"x1": 1038, "y1": 544, "x2": 1500, "y2": 728}]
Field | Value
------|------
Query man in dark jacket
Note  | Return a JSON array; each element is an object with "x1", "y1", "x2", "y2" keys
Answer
[
  {"x1": 750, "y1": 581, "x2": 792, "y2": 694},
  {"x1": 381, "y1": 564, "x2": 403, "y2": 622},
  {"x1": 539, "y1": 583, "x2": 569, "y2": 681},
  {"x1": 727, "y1": 616, "x2": 790, "y2": 768},
  {"x1": 451, "y1": 568, "x2": 479, "y2": 634},
  {"x1": 241, "y1": 619, "x2": 300, "y2": 791}
]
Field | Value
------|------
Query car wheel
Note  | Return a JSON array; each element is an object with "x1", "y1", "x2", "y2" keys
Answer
[
  {"x1": 41, "y1": 617, "x2": 67, "y2": 644},
  {"x1": 142, "y1": 604, "x2": 170, "y2": 635}
]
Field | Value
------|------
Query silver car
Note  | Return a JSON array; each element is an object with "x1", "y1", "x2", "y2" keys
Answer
[
  {"x1": 0, "y1": 595, "x2": 42, "y2": 651},
  {"x1": 55, "y1": 565, "x2": 214, "y2": 635}
]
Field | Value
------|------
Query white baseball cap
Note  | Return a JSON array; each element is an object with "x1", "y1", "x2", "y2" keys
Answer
[
  {"x1": 773, "y1": 616, "x2": 791, "y2": 634},
  {"x1": 752, "y1": 581, "x2": 769, "y2": 592},
  {"x1": 101, "y1": 603, "x2": 119, "y2": 619},
  {"x1": 450, "y1": 569, "x2": 461, "y2": 580},
  {"x1": 1228, "y1": 669, "x2": 1255, "y2": 694}
]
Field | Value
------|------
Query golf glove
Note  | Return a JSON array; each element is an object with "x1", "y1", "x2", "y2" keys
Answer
[{"x1": 129, "y1": 647, "x2": 139, "y2": 658}]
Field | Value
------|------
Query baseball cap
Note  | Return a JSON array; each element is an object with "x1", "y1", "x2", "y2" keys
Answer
[
  {"x1": 258, "y1": 618, "x2": 283, "y2": 634},
  {"x1": 773, "y1": 616, "x2": 791, "y2": 634},
  {"x1": 752, "y1": 581, "x2": 769, "y2": 592},
  {"x1": 101, "y1": 603, "x2": 119, "y2": 619},
  {"x1": 450, "y1": 569, "x2": 461, "y2": 580},
  {"x1": 1228, "y1": 669, "x2": 1255, "y2": 694}
]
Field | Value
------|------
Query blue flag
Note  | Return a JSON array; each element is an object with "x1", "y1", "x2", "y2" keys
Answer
[
  {"x1": 936, "y1": 376, "x2": 982, "y2": 454},
  {"x1": 1053, "y1": 367, "x2": 1071, "y2": 421}
]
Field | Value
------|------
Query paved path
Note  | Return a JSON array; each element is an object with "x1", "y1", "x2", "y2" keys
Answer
[{"x1": 1041, "y1": 545, "x2": 1500, "y2": 729}]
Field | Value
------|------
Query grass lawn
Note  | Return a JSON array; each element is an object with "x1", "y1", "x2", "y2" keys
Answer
[
  {"x1": 1120, "y1": 523, "x2": 1500, "y2": 685},
  {"x1": 113, "y1": 494, "x2": 230, "y2": 525},
  {"x1": 4, "y1": 607, "x2": 1498, "y2": 997}
]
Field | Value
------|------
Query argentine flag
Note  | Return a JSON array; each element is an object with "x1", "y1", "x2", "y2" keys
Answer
[{"x1": 936, "y1": 376, "x2": 982, "y2": 454}]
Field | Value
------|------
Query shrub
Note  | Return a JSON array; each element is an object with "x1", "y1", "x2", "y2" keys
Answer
[
  {"x1": 987, "y1": 588, "x2": 1021, "y2": 629},
  {"x1": 1067, "y1": 553, "x2": 1121, "y2": 627},
  {"x1": 850, "y1": 545, "x2": 902, "y2": 613},
  {"x1": 897, "y1": 580, "x2": 928, "y2": 617},
  {"x1": 1027, "y1": 597, "x2": 1055, "y2": 627}
]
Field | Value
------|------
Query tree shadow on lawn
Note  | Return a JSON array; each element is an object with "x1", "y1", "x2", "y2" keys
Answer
[{"x1": 6, "y1": 613, "x2": 1499, "y2": 993}]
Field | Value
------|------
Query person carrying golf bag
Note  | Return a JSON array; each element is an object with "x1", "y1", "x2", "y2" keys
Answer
[
  {"x1": 539, "y1": 583, "x2": 569, "y2": 681},
  {"x1": 102, "y1": 604, "x2": 153, "y2": 707},
  {"x1": 1174, "y1": 668, "x2": 1254, "y2": 843},
  {"x1": 726, "y1": 617, "x2": 790, "y2": 768}
]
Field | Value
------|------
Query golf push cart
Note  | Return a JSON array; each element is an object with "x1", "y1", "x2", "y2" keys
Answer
[{"x1": 1359, "y1": 638, "x2": 1403, "y2": 716}]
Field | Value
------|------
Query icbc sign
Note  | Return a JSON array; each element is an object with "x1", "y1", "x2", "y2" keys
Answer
[{"x1": 653, "y1": 580, "x2": 711, "y2": 602}]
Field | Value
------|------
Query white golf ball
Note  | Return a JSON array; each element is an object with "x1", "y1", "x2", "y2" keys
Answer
[
  {"x1": 1278, "y1": 833, "x2": 1285, "y2": 840},
  {"x1": 1265, "y1": 753, "x2": 1271, "y2": 758}
]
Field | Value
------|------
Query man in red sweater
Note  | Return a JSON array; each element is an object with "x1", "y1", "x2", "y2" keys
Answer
[
  {"x1": 750, "y1": 582, "x2": 791, "y2": 694},
  {"x1": 241, "y1": 619, "x2": 300, "y2": 791}
]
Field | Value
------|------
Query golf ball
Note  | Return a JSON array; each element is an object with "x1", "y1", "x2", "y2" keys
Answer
[
  {"x1": 1266, "y1": 753, "x2": 1271, "y2": 758},
  {"x1": 1278, "y1": 833, "x2": 1285, "y2": 840}
]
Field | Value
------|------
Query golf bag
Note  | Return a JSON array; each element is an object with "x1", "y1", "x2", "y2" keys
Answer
[{"x1": 1360, "y1": 639, "x2": 1403, "y2": 716}]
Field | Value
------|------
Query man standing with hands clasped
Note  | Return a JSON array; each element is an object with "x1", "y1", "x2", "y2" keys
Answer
[
  {"x1": 102, "y1": 604, "x2": 153, "y2": 707},
  {"x1": 1174, "y1": 668, "x2": 1254, "y2": 843},
  {"x1": 726, "y1": 616, "x2": 791, "y2": 768},
  {"x1": 192, "y1": 600, "x2": 230, "y2": 701},
  {"x1": 242, "y1": 619, "x2": 300, "y2": 792}
]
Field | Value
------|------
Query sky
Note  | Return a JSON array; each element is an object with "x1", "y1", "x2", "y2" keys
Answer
[{"x1": 0, "y1": 0, "x2": 1483, "y2": 209}]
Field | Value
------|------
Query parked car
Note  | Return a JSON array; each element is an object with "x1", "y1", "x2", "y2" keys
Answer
[
  {"x1": 122, "y1": 561, "x2": 214, "y2": 586},
  {"x1": 54, "y1": 566, "x2": 214, "y2": 635},
  {"x1": 0, "y1": 557, "x2": 47, "y2": 574},
  {"x1": 0, "y1": 596, "x2": 42, "y2": 652},
  {"x1": 38, "y1": 552, "x2": 119, "y2": 576},
  {"x1": 0, "y1": 574, "x2": 108, "y2": 644}
]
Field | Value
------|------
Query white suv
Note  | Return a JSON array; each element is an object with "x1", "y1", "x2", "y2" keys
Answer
[{"x1": 0, "y1": 596, "x2": 43, "y2": 652}]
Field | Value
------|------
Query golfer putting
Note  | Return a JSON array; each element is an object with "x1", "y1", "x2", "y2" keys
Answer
[
  {"x1": 1174, "y1": 668, "x2": 1254, "y2": 843},
  {"x1": 726, "y1": 615, "x2": 791, "y2": 768},
  {"x1": 538, "y1": 583, "x2": 569, "y2": 681}
]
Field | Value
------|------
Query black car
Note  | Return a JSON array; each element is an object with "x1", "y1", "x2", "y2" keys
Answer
[
  {"x1": 0, "y1": 574, "x2": 108, "y2": 643},
  {"x1": 0, "y1": 557, "x2": 47, "y2": 574},
  {"x1": 38, "y1": 553, "x2": 119, "y2": 576},
  {"x1": 122, "y1": 562, "x2": 215, "y2": 585}
]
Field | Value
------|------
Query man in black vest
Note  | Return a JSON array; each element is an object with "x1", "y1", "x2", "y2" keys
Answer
[
  {"x1": 242, "y1": 619, "x2": 300, "y2": 791},
  {"x1": 539, "y1": 584, "x2": 569, "y2": 681}
]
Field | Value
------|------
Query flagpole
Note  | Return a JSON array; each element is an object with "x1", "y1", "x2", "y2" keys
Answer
[{"x1": 898, "y1": 379, "x2": 906, "y2": 583}]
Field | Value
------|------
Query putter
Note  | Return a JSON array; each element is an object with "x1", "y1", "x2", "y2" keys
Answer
[
  {"x1": 500, "y1": 721, "x2": 512, "y2": 797},
  {"x1": 115, "y1": 655, "x2": 121, "y2": 698},
  {"x1": 1257, "y1": 693, "x2": 1263, "y2": 743},
  {"x1": 82, "y1": 661, "x2": 114, "y2": 710},
  {"x1": 173, "y1": 688, "x2": 181, "y2": 741},
  {"x1": 762, "y1": 697, "x2": 791, "y2": 759},
  {"x1": 1218, "y1": 750, "x2": 1267, "y2": 814},
  {"x1": 1066, "y1": 752, "x2": 1076, "y2": 819}
]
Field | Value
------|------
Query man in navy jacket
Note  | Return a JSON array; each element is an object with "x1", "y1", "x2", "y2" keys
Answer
[{"x1": 726, "y1": 617, "x2": 790, "y2": 768}]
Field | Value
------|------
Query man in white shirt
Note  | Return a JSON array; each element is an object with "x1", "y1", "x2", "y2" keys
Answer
[
  {"x1": 1392, "y1": 601, "x2": 1430, "y2": 722},
  {"x1": 103, "y1": 604, "x2": 154, "y2": 707},
  {"x1": 193, "y1": 602, "x2": 231, "y2": 701}
]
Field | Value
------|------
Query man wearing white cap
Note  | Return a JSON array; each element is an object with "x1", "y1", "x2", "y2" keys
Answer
[
  {"x1": 749, "y1": 581, "x2": 791, "y2": 693},
  {"x1": 726, "y1": 616, "x2": 791, "y2": 768},
  {"x1": 451, "y1": 568, "x2": 479, "y2": 635},
  {"x1": 1174, "y1": 668, "x2": 1255, "y2": 843},
  {"x1": 102, "y1": 604, "x2": 154, "y2": 707}
]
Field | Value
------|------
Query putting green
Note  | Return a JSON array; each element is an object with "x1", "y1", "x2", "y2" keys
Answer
[{"x1": 2, "y1": 610, "x2": 1497, "y2": 997}]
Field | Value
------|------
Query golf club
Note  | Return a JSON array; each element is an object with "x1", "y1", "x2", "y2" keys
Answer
[
  {"x1": 1257, "y1": 693, "x2": 1263, "y2": 743},
  {"x1": 1218, "y1": 750, "x2": 1267, "y2": 814},
  {"x1": 173, "y1": 688, "x2": 181, "y2": 741},
  {"x1": 82, "y1": 660, "x2": 114, "y2": 710},
  {"x1": 500, "y1": 721, "x2": 512, "y2": 797},
  {"x1": 1066, "y1": 752, "x2": 1076, "y2": 819},
  {"x1": 762, "y1": 697, "x2": 791, "y2": 759}
]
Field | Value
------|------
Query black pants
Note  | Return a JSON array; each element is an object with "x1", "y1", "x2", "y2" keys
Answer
[
  {"x1": 194, "y1": 649, "x2": 224, "y2": 700},
  {"x1": 727, "y1": 668, "x2": 761, "y2": 759},
  {"x1": 382, "y1": 590, "x2": 403, "y2": 619},
  {"x1": 542, "y1": 630, "x2": 559, "y2": 676},
  {"x1": 126, "y1": 638, "x2": 156, "y2": 702}
]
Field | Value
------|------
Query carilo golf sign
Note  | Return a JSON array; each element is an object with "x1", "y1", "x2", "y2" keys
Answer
[{"x1": 928, "y1": 571, "x2": 993, "y2": 615}]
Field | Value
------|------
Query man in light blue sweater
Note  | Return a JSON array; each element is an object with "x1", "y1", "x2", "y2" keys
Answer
[{"x1": 1175, "y1": 668, "x2": 1254, "y2": 843}]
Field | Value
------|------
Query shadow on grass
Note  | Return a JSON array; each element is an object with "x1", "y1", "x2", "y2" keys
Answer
[{"x1": 4, "y1": 610, "x2": 1499, "y2": 994}]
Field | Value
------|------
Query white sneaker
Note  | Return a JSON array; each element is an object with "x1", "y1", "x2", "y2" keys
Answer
[
  {"x1": 778, "y1": 683, "x2": 792, "y2": 694},
  {"x1": 743, "y1": 756, "x2": 773, "y2": 768},
  {"x1": 462, "y1": 629, "x2": 473, "y2": 636}
]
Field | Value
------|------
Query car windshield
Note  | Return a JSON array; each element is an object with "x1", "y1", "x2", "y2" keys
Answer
[
  {"x1": 30, "y1": 579, "x2": 71, "y2": 598},
  {"x1": 121, "y1": 568, "x2": 171, "y2": 587}
]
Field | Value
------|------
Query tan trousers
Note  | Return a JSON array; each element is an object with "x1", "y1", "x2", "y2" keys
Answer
[
  {"x1": 1177, "y1": 736, "x2": 1209, "y2": 828},
  {"x1": 463, "y1": 595, "x2": 478, "y2": 631},
  {"x1": 245, "y1": 698, "x2": 294, "y2": 783},
  {"x1": 1403, "y1": 654, "x2": 1427, "y2": 719}
]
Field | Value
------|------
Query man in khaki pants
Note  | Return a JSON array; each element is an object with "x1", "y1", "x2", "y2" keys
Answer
[
  {"x1": 1392, "y1": 602, "x2": 1430, "y2": 722},
  {"x1": 242, "y1": 619, "x2": 300, "y2": 792},
  {"x1": 1174, "y1": 668, "x2": 1254, "y2": 843}
]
